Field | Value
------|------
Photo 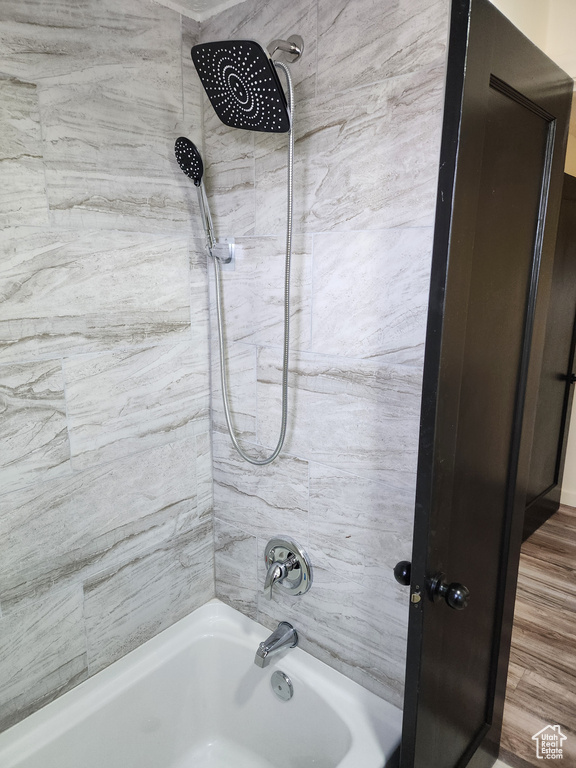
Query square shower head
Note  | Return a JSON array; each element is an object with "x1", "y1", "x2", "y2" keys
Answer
[{"x1": 191, "y1": 40, "x2": 291, "y2": 133}]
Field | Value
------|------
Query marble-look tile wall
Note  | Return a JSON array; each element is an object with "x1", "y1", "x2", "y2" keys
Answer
[
  {"x1": 202, "y1": 0, "x2": 450, "y2": 707},
  {"x1": 0, "y1": 1, "x2": 213, "y2": 731}
]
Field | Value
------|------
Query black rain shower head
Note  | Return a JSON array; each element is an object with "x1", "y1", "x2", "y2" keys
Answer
[
  {"x1": 174, "y1": 136, "x2": 204, "y2": 186},
  {"x1": 191, "y1": 40, "x2": 290, "y2": 133}
]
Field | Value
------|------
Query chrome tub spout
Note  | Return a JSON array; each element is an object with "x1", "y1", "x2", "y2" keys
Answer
[{"x1": 254, "y1": 622, "x2": 298, "y2": 668}]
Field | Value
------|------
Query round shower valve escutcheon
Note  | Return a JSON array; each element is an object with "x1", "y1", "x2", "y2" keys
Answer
[{"x1": 264, "y1": 536, "x2": 312, "y2": 597}]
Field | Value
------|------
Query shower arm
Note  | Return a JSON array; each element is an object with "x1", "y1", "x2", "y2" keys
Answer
[{"x1": 266, "y1": 35, "x2": 304, "y2": 63}]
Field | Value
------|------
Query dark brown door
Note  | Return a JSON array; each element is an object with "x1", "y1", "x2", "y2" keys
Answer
[
  {"x1": 399, "y1": 2, "x2": 573, "y2": 767},
  {"x1": 523, "y1": 174, "x2": 576, "y2": 540}
]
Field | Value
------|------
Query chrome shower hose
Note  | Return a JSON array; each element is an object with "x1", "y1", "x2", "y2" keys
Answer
[{"x1": 213, "y1": 60, "x2": 294, "y2": 465}]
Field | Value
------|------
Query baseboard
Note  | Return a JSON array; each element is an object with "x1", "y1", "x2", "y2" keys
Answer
[{"x1": 560, "y1": 488, "x2": 576, "y2": 507}]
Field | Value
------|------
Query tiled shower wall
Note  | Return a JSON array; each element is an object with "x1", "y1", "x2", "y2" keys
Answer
[
  {"x1": 203, "y1": 0, "x2": 450, "y2": 707},
  {"x1": 1, "y1": 0, "x2": 452, "y2": 734},
  {"x1": 0, "y1": 0, "x2": 214, "y2": 731}
]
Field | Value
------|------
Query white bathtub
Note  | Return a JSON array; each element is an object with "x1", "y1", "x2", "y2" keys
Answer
[{"x1": 0, "y1": 599, "x2": 402, "y2": 768}]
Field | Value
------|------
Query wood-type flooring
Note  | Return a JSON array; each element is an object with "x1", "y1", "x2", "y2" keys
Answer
[{"x1": 500, "y1": 504, "x2": 576, "y2": 767}]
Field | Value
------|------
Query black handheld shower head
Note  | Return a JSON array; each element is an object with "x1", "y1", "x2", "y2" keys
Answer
[
  {"x1": 174, "y1": 137, "x2": 204, "y2": 186},
  {"x1": 191, "y1": 40, "x2": 290, "y2": 133},
  {"x1": 174, "y1": 136, "x2": 217, "y2": 252}
]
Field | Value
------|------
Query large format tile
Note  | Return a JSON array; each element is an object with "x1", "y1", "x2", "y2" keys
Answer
[
  {"x1": 214, "y1": 517, "x2": 258, "y2": 619},
  {"x1": 254, "y1": 65, "x2": 445, "y2": 235},
  {"x1": 189, "y1": 236, "x2": 211, "y2": 356},
  {"x1": 0, "y1": 0, "x2": 181, "y2": 82},
  {"x1": 203, "y1": 104, "x2": 256, "y2": 238},
  {"x1": 46, "y1": 171, "x2": 197, "y2": 233},
  {"x1": 39, "y1": 62, "x2": 182, "y2": 178},
  {"x1": 0, "y1": 229, "x2": 193, "y2": 363},
  {"x1": 2, "y1": 0, "x2": 201, "y2": 235},
  {"x1": 193, "y1": 431, "x2": 214, "y2": 523},
  {"x1": 213, "y1": 430, "x2": 309, "y2": 539},
  {"x1": 311, "y1": 228, "x2": 433, "y2": 361},
  {"x1": 64, "y1": 340, "x2": 209, "y2": 470},
  {"x1": 0, "y1": 438, "x2": 201, "y2": 609},
  {"x1": 309, "y1": 462, "x2": 414, "y2": 591},
  {"x1": 257, "y1": 349, "x2": 422, "y2": 488},
  {"x1": 0, "y1": 76, "x2": 48, "y2": 228},
  {"x1": 256, "y1": 568, "x2": 409, "y2": 707},
  {"x1": 0, "y1": 77, "x2": 41, "y2": 158},
  {"x1": 210, "y1": 337, "x2": 258, "y2": 442},
  {"x1": 0, "y1": 359, "x2": 70, "y2": 495},
  {"x1": 2, "y1": 2, "x2": 192, "y2": 237},
  {"x1": 317, "y1": 0, "x2": 449, "y2": 95},
  {"x1": 83, "y1": 523, "x2": 214, "y2": 674},
  {"x1": 182, "y1": 16, "x2": 204, "y2": 148},
  {"x1": 0, "y1": 0, "x2": 215, "y2": 738},
  {"x1": 213, "y1": 234, "x2": 312, "y2": 351},
  {"x1": 0, "y1": 586, "x2": 87, "y2": 733}
]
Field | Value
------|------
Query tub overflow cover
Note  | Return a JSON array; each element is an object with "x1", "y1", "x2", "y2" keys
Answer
[{"x1": 271, "y1": 670, "x2": 294, "y2": 701}]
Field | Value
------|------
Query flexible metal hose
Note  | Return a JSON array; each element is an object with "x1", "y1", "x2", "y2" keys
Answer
[{"x1": 213, "y1": 60, "x2": 294, "y2": 465}]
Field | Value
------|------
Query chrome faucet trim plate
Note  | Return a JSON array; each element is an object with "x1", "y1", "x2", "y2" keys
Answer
[{"x1": 263, "y1": 537, "x2": 312, "y2": 600}]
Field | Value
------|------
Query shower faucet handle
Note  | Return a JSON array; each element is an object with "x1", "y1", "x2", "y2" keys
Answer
[
  {"x1": 263, "y1": 537, "x2": 312, "y2": 600},
  {"x1": 263, "y1": 555, "x2": 298, "y2": 600}
]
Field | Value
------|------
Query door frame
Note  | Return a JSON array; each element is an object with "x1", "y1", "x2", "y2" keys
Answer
[
  {"x1": 523, "y1": 174, "x2": 576, "y2": 540},
  {"x1": 400, "y1": 1, "x2": 573, "y2": 766}
]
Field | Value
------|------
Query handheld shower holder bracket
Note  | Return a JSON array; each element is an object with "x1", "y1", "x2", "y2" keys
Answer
[{"x1": 210, "y1": 238, "x2": 235, "y2": 267}]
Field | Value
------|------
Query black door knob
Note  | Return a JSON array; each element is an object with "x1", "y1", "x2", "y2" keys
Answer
[
  {"x1": 393, "y1": 561, "x2": 411, "y2": 586},
  {"x1": 429, "y1": 572, "x2": 470, "y2": 610},
  {"x1": 444, "y1": 583, "x2": 470, "y2": 610}
]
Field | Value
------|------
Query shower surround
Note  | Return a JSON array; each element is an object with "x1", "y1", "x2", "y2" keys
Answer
[
  {"x1": 0, "y1": 0, "x2": 212, "y2": 732},
  {"x1": 0, "y1": 0, "x2": 450, "y2": 733},
  {"x1": 203, "y1": 0, "x2": 450, "y2": 706}
]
